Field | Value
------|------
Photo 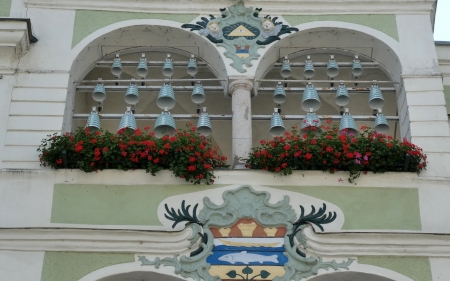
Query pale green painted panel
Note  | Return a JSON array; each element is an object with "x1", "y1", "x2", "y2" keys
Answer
[
  {"x1": 51, "y1": 184, "x2": 226, "y2": 225},
  {"x1": 72, "y1": 10, "x2": 199, "y2": 48},
  {"x1": 359, "y1": 257, "x2": 432, "y2": 281},
  {"x1": 444, "y1": 86, "x2": 450, "y2": 113},
  {"x1": 0, "y1": 0, "x2": 12, "y2": 17},
  {"x1": 269, "y1": 186, "x2": 421, "y2": 230},
  {"x1": 282, "y1": 14, "x2": 399, "y2": 41},
  {"x1": 40, "y1": 252, "x2": 134, "y2": 281},
  {"x1": 52, "y1": 184, "x2": 421, "y2": 230}
]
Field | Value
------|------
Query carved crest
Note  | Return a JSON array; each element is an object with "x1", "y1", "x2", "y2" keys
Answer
[
  {"x1": 139, "y1": 185, "x2": 353, "y2": 281},
  {"x1": 181, "y1": 1, "x2": 298, "y2": 73}
]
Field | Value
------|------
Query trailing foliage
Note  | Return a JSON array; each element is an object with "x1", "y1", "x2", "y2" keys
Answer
[
  {"x1": 243, "y1": 124, "x2": 427, "y2": 183},
  {"x1": 38, "y1": 125, "x2": 228, "y2": 184}
]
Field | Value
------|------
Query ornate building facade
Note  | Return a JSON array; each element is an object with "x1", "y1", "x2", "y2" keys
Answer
[{"x1": 0, "y1": 0, "x2": 450, "y2": 281}]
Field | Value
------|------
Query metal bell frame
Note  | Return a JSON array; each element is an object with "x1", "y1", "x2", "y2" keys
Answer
[
  {"x1": 118, "y1": 107, "x2": 137, "y2": 132},
  {"x1": 154, "y1": 107, "x2": 177, "y2": 138},
  {"x1": 136, "y1": 53, "x2": 148, "y2": 78},
  {"x1": 280, "y1": 56, "x2": 291, "y2": 78},
  {"x1": 186, "y1": 55, "x2": 198, "y2": 76},
  {"x1": 157, "y1": 81, "x2": 176, "y2": 109},
  {"x1": 374, "y1": 108, "x2": 390, "y2": 134},
  {"x1": 335, "y1": 82, "x2": 350, "y2": 106},
  {"x1": 197, "y1": 107, "x2": 212, "y2": 137},
  {"x1": 301, "y1": 82, "x2": 321, "y2": 111},
  {"x1": 269, "y1": 108, "x2": 286, "y2": 137},
  {"x1": 92, "y1": 78, "x2": 106, "y2": 102},
  {"x1": 368, "y1": 81, "x2": 385, "y2": 109},
  {"x1": 162, "y1": 54, "x2": 174, "y2": 77},
  {"x1": 326, "y1": 55, "x2": 339, "y2": 78},
  {"x1": 124, "y1": 80, "x2": 139, "y2": 105},
  {"x1": 191, "y1": 81, "x2": 206, "y2": 104},
  {"x1": 85, "y1": 106, "x2": 101, "y2": 131},
  {"x1": 303, "y1": 55, "x2": 315, "y2": 78},
  {"x1": 273, "y1": 81, "x2": 286, "y2": 104},
  {"x1": 339, "y1": 108, "x2": 358, "y2": 135},
  {"x1": 111, "y1": 54, "x2": 122, "y2": 76}
]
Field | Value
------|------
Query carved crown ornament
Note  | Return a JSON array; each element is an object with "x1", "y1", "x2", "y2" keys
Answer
[
  {"x1": 181, "y1": 1, "x2": 298, "y2": 73},
  {"x1": 138, "y1": 185, "x2": 353, "y2": 281}
]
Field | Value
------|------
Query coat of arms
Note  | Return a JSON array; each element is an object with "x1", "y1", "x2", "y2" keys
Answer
[
  {"x1": 139, "y1": 186, "x2": 353, "y2": 281},
  {"x1": 181, "y1": 1, "x2": 298, "y2": 73}
]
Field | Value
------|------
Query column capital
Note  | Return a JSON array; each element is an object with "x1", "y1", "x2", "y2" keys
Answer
[{"x1": 228, "y1": 79, "x2": 254, "y2": 94}]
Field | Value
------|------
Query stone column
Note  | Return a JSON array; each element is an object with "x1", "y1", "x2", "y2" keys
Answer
[{"x1": 229, "y1": 79, "x2": 253, "y2": 169}]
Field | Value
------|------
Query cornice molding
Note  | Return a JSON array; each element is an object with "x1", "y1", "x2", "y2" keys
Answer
[
  {"x1": 0, "y1": 19, "x2": 31, "y2": 75},
  {"x1": 303, "y1": 227, "x2": 450, "y2": 257},
  {"x1": 24, "y1": 0, "x2": 434, "y2": 15},
  {"x1": 2, "y1": 227, "x2": 450, "y2": 257},
  {"x1": 0, "y1": 228, "x2": 195, "y2": 253}
]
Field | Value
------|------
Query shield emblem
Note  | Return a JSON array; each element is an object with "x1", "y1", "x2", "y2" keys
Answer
[{"x1": 208, "y1": 218, "x2": 287, "y2": 281}]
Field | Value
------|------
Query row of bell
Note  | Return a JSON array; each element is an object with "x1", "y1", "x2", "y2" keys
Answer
[
  {"x1": 92, "y1": 81, "x2": 207, "y2": 107},
  {"x1": 269, "y1": 108, "x2": 390, "y2": 137},
  {"x1": 111, "y1": 53, "x2": 198, "y2": 78},
  {"x1": 85, "y1": 107, "x2": 213, "y2": 138},
  {"x1": 274, "y1": 81, "x2": 385, "y2": 110},
  {"x1": 281, "y1": 55, "x2": 363, "y2": 79}
]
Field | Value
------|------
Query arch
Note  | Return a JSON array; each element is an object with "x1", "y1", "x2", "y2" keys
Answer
[
  {"x1": 78, "y1": 260, "x2": 186, "y2": 281},
  {"x1": 255, "y1": 21, "x2": 403, "y2": 83},
  {"x1": 64, "y1": 19, "x2": 228, "y2": 133},
  {"x1": 304, "y1": 262, "x2": 415, "y2": 281}
]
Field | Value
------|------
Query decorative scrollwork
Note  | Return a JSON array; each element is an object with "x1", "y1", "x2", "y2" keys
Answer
[
  {"x1": 165, "y1": 200, "x2": 204, "y2": 228},
  {"x1": 288, "y1": 204, "x2": 336, "y2": 257}
]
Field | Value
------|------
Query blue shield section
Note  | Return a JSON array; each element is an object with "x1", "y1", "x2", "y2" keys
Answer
[{"x1": 207, "y1": 248, "x2": 287, "y2": 265}]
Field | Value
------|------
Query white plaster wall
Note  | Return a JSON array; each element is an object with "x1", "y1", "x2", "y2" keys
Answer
[
  {"x1": 430, "y1": 258, "x2": 450, "y2": 281},
  {"x1": 0, "y1": 169, "x2": 450, "y2": 233},
  {"x1": 0, "y1": 251, "x2": 45, "y2": 281},
  {"x1": 0, "y1": 8, "x2": 75, "y2": 169}
]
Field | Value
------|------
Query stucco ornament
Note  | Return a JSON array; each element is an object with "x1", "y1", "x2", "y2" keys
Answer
[
  {"x1": 181, "y1": 1, "x2": 298, "y2": 72},
  {"x1": 139, "y1": 185, "x2": 353, "y2": 281}
]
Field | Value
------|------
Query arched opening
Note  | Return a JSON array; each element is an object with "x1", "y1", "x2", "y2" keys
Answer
[
  {"x1": 307, "y1": 272, "x2": 396, "y2": 281},
  {"x1": 66, "y1": 22, "x2": 233, "y2": 164},
  {"x1": 95, "y1": 270, "x2": 186, "y2": 281},
  {"x1": 252, "y1": 24, "x2": 403, "y2": 144}
]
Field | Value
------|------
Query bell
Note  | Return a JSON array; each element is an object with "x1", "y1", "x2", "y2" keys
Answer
[
  {"x1": 339, "y1": 108, "x2": 358, "y2": 135},
  {"x1": 269, "y1": 108, "x2": 286, "y2": 137},
  {"x1": 191, "y1": 81, "x2": 206, "y2": 104},
  {"x1": 280, "y1": 56, "x2": 291, "y2": 78},
  {"x1": 326, "y1": 55, "x2": 339, "y2": 78},
  {"x1": 273, "y1": 82, "x2": 286, "y2": 104},
  {"x1": 374, "y1": 109, "x2": 389, "y2": 133},
  {"x1": 92, "y1": 79, "x2": 106, "y2": 102},
  {"x1": 111, "y1": 54, "x2": 122, "y2": 76},
  {"x1": 197, "y1": 107, "x2": 212, "y2": 136},
  {"x1": 118, "y1": 107, "x2": 137, "y2": 132},
  {"x1": 335, "y1": 82, "x2": 350, "y2": 106},
  {"x1": 162, "y1": 54, "x2": 174, "y2": 77},
  {"x1": 301, "y1": 108, "x2": 321, "y2": 132},
  {"x1": 157, "y1": 82, "x2": 176, "y2": 109},
  {"x1": 301, "y1": 82, "x2": 321, "y2": 111},
  {"x1": 154, "y1": 108, "x2": 176, "y2": 138},
  {"x1": 186, "y1": 55, "x2": 198, "y2": 76},
  {"x1": 303, "y1": 55, "x2": 315, "y2": 78},
  {"x1": 124, "y1": 81, "x2": 139, "y2": 105},
  {"x1": 136, "y1": 53, "x2": 148, "y2": 78},
  {"x1": 352, "y1": 55, "x2": 363, "y2": 76},
  {"x1": 85, "y1": 106, "x2": 101, "y2": 131},
  {"x1": 368, "y1": 81, "x2": 385, "y2": 109}
]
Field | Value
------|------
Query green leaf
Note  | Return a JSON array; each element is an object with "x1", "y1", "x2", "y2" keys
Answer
[
  {"x1": 242, "y1": 266, "x2": 253, "y2": 274},
  {"x1": 226, "y1": 270, "x2": 237, "y2": 278},
  {"x1": 260, "y1": 270, "x2": 270, "y2": 278}
]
